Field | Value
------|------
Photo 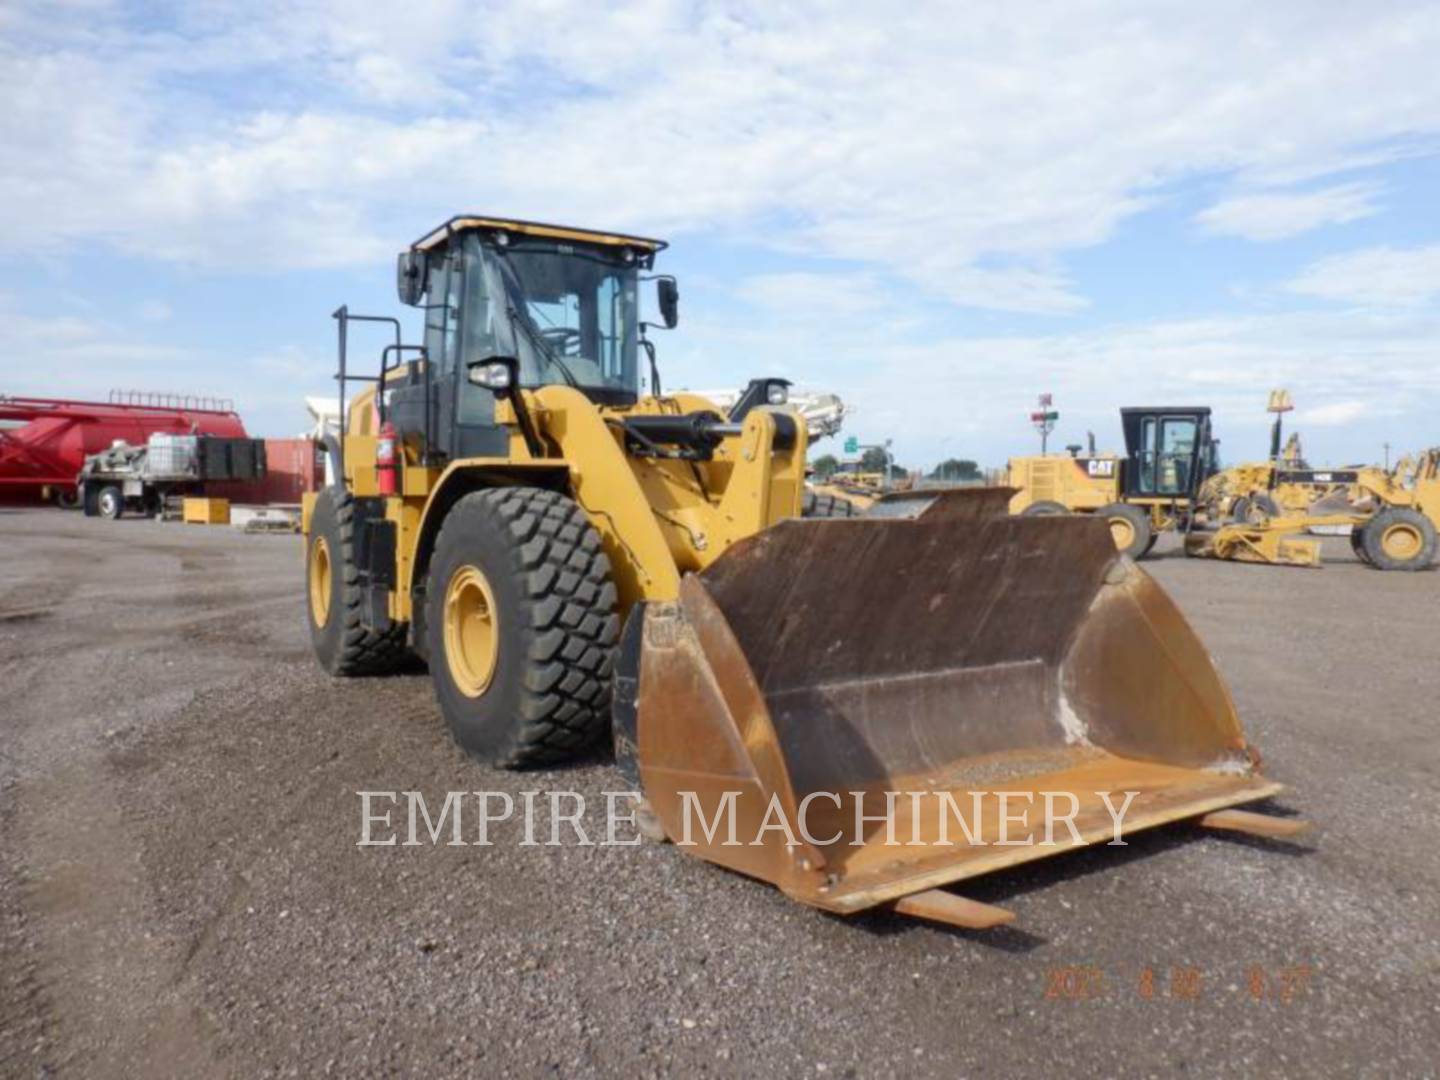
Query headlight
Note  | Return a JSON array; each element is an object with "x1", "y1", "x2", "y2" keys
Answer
[
  {"x1": 468, "y1": 361, "x2": 513, "y2": 390},
  {"x1": 766, "y1": 384, "x2": 789, "y2": 406}
]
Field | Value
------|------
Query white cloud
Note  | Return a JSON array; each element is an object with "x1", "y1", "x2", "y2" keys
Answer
[
  {"x1": 1297, "y1": 401, "x2": 1372, "y2": 426},
  {"x1": 0, "y1": 296, "x2": 328, "y2": 433},
  {"x1": 1284, "y1": 244, "x2": 1440, "y2": 308},
  {"x1": 1196, "y1": 182, "x2": 1382, "y2": 241},
  {"x1": 670, "y1": 278, "x2": 1440, "y2": 465},
  {"x1": 4, "y1": 1, "x2": 1440, "y2": 311},
  {"x1": 733, "y1": 272, "x2": 890, "y2": 316}
]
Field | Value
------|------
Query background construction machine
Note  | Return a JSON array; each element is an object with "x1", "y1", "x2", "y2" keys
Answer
[
  {"x1": 1196, "y1": 390, "x2": 1384, "y2": 525},
  {"x1": 1007, "y1": 406, "x2": 1216, "y2": 558},
  {"x1": 302, "y1": 215, "x2": 1301, "y2": 930},
  {"x1": 1188, "y1": 446, "x2": 1439, "y2": 569},
  {"x1": 78, "y1": 433, "x2": 267, "y2": 519}
]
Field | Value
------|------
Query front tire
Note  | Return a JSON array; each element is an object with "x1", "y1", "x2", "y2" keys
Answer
[
  {"x1": 1349, "y1": 526, "x2": 1372, "y2": 565},
  {"x1": 426, "y1": 487, "x2": 620, "y2": 768},
  {"x1": 1359, "y1": 508, "x2": 1437, "y2": 571},
  {"x1": 1244, "y1": 494, "x2": 1280, "y2": 524}
]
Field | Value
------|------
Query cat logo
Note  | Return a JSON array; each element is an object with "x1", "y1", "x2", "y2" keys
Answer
[{"x1": 1086, "y1": 459, "x2": 1116, "y2": 478}]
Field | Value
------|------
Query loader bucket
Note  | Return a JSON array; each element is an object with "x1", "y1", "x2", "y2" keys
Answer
[{"x1": 629, "y1": 495, "x2": 1286, "y2": 923}]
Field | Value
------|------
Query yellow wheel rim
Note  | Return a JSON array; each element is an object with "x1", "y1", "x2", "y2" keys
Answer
[
  {"x1": 308, "y1": 536, "x2": 332, "y2": 627},
  {"x1": 444, "y1": 564, "x2": 500, "y2": 698},
  {"x1": 1381, "y1": 523, "x2": 1423, "y2": 561},
  {"x1": 1108, "y1": 516, "x2": 1135, "y2": 550}
]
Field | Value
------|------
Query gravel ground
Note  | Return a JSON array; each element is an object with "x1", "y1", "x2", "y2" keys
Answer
[{"x1": 1, "y1": 507, "x2": 1437, "y2": 1077}]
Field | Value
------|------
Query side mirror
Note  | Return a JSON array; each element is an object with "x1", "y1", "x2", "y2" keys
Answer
[
  {"x1": 396, "y1": 250, "x2": 428, "y2": 307},
  {"x1": 656, "y1": 277, "x2": 679, "y2": 329}
]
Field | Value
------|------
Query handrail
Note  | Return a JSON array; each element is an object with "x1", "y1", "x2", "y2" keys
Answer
[{"x1": 106, "y1": 389, "x2": 236, "y2": 413}]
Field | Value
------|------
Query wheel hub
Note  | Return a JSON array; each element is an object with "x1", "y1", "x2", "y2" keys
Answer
[
  {"x1": 444, "y1": 564, "x2": 500, "y2": 697},
  {"x1": 1382, "y1": 523, "x2": 1422, "y2": 561},
  {"x1": 308, "y1": 536, "x2": 332, "y2": 627},
  {"x1": 1108, "y1": 517, "x2": 1135, "y2": 549}
]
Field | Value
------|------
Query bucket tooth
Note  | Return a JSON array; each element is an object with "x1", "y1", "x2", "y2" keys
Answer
[
  {"x1": 892, "y1": 890, "x2": 1016, "y2": 931},
  {"x1": 1197, "y1": 808, "x2": 1311, "y2": 840}
]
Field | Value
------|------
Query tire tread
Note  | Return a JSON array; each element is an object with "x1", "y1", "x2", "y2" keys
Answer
[
  {"x1": 431, "y1": 487, "x2": 619, "y2": 767},
  {"x1": 323, "y1": 488, "x2": 408, "y2": 676}
]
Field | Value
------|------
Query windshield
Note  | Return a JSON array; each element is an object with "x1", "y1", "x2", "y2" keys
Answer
[{"x1": 460, "y1": 234, "x2": 639, "y2": 401}]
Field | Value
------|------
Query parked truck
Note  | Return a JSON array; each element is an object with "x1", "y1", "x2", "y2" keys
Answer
[
  {"x1": 79, "y1": 433, "x2": 267, "y2": 518},
  {"x1": 0, "y1": 392, "x2": 248, "y2": 506}
]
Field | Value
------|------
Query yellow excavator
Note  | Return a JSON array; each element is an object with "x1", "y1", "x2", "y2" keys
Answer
[{"x1": 303, "y1": 215, "x2": 1303, "y2": 931}]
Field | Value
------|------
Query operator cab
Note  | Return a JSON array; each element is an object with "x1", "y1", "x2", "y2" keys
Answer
[
  {"x1": 378, "y1": 216, "x2": 671, "y2": 461},
  {"x1": 332, "y1": 215, "x2": 780, "y2": 472},
  {"x1": 1118, "y1": 407, "x2": 1215, "y2": 501}
]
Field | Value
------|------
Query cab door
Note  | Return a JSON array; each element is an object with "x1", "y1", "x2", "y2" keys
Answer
[{"x1": 1121, "y1": 409, "x2": 1206, "y2": 500}]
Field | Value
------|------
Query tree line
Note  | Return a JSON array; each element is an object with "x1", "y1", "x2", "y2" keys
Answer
[{"x1": 811, "y1": 450, "x2": 981, "y2": 482}]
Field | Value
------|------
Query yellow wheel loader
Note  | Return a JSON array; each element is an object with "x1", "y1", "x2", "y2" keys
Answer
[
  {"x1": 1008, "y1": 407, "x2": 1218, "y2": 559},
  {"x1": 303, "y1": 215, "x2": 1303, "y2": 931}
]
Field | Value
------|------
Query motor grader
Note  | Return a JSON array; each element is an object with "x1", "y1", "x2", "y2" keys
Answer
[
  {"x1": 303, "y1": 215, "x2": 1304, "y2": 931},
  {"x1": 1007, "y1": 406, "x2": 1218, "y2": 558},
  {"x1": 1187, "y1": 446, "x2": 1440, "y2": 570},
  {"x1": 1196, "y1": 391, "x2": 1384, "y2": 526}
]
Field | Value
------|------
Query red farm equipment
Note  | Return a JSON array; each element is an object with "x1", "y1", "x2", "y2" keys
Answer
[{"x1": 0, "y1": 392, "x2": 248, "y2": 506}]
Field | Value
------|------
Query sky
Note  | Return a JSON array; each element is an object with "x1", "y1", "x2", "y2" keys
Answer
[{"x1": 2, "y1": 0, "x2": 1439, "y2": 471}]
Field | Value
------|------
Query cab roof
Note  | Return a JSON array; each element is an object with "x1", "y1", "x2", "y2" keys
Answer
[{"x1": 412, "y1": 215, "x2": 668, "y2": 254}]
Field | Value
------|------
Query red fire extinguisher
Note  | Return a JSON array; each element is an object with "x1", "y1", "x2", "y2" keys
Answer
[{"x1": 376, "y1": 420, "x2": 398, "y2": 495}]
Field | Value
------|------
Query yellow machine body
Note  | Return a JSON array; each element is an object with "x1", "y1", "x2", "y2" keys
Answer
[
  {"x1": 1006, "y1": 453, "x2": 1121, "y2": 515},
  {"x1": 1189, "y1": 448, "x2": 1440, "y2": 569},
  {"x1": 339, "y1": 382, "x2": 807, "y2": 618},
  {"x1": 303, "y1": 217, "x2": 1299, "y2": 931}
]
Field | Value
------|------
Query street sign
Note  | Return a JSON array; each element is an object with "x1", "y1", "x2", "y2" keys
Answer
[
  {"x1": 1032, "y1": 394, "x2": 1058, "y2": 453},
  {"x1": 844, "y1": 436, "x2": 859, "y2": 454}
]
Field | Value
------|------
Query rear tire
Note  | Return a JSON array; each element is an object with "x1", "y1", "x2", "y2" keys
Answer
[
  {"x1": 97, "y1": 485, "x2": 124, "y2": 520},
  {"x1": 802, "y1": 490, "x2": 860, "y2": 518},
  {"x1": 307, "y1": 487, "x2": 409, "y2": 676},
  {"x1": 426, "y1": 487, "x2": 620, "y2": 768},
  {"x1": 1359, "y1": 508, "x2": 1437, "y2": 571},
  {"x1": 1244, "y1": 494, "x2": 1279, "y2": 524},
  {"x1": 1020, "y1": 500, "x2": 1069, "y2": 517},
  {"x1": 1097, "y1": 503, "x2": 1154, "y2": 559}
]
